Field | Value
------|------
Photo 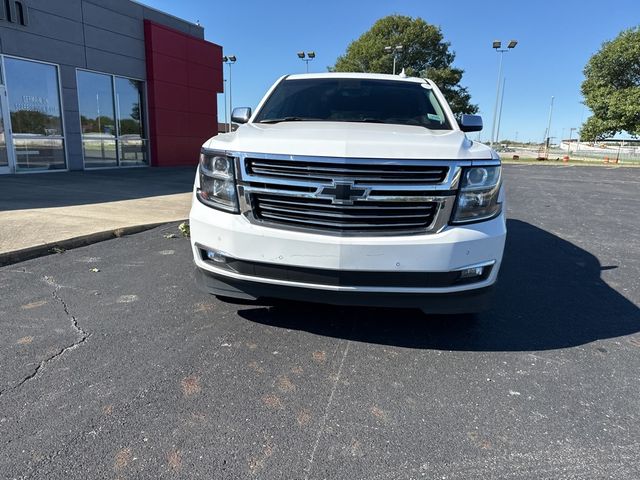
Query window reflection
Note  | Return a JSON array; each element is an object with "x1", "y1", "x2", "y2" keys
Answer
[
  {"x1": 119, "y1": 139, "x2": 147, "y2": 166},
  {"x1": 4, "y1": 57, "x2": 66, "y2": 171},
  {"x1": 14, "y1": 138, "x2": 65, "y2": 170},
  {"x1": 116, "y1": 78, "x2": 144, "y2": 137},
  {"x1": 5, "y1": 58, "x2": 63, "y2": 135},
  {"x1": 78, "y1": 71, "x2": 147, "y2": 168},
  {"x1": 78, "y1": 71, "x2": 116, "y2": 136},
  {"x1": 0, "y1": 105, "x2": 8, "y2": 168},
  {"x1": 78, "y1": 71, "x2": 117, "y2": 168}
]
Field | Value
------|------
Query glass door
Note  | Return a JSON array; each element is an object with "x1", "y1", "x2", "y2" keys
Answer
[{"x1": 0, "y1": 85, "x2": 15, "y2": 174}]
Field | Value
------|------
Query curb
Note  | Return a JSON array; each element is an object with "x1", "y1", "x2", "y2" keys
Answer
[{"x1": 0, "y1": 222, "x2": 177, "y2": 268}]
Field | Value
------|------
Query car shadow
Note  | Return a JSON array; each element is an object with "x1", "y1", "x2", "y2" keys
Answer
[{"x1": 238, "y1": 219, "x2": 640, "y2": 351}]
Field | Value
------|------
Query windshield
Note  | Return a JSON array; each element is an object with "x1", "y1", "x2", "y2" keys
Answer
[{"x1": 254, "y1": 78, "x2": 452, "y2": 130}]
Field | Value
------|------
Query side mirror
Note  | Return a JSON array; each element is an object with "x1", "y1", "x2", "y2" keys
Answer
[
  {"x1": 459, "y1": 114, "x2": 483, "y2": 133},
  {"x1": 231, "y1": 107, "x2": 252, "y2": 124}
]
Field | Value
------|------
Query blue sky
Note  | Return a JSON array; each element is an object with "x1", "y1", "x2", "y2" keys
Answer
[{"x1": 139, "y1": 0, "x2": 639, "y2": 142}]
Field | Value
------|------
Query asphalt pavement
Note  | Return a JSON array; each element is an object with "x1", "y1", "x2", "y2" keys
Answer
[{"x1": 1, "y1": 164, "x2": 639, "y2": 479}]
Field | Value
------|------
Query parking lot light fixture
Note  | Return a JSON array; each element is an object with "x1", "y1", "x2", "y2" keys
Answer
[
  {"x1": 298, "y1": 51, "x2": 315, "y2": 73},
  {"x1": 384, "y1": 45, "x2": 404, "y2": 75},
  {"x1": 223, "y1": 55, "x2": 237, "y2": 132},
  {"x1": 490, "y1": 39, "x2": 517, "y2": 147}
]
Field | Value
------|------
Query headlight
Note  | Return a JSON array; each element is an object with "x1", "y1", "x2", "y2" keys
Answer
[
  {"x1": 196, "y1": 151, "x2": 239, "y2": 213},
  {"x1": 451, "y1": 166, "x2": 502, "y2": 223}
]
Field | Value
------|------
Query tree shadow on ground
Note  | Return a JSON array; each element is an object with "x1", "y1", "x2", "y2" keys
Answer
[{"x1": 238, "y1": 219, "x2": 640, "y2": 351}]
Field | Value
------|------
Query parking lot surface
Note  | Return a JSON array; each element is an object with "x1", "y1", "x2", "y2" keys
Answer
[{"x1": 1, "y1": 165, "x2": 639, "y2": 479}]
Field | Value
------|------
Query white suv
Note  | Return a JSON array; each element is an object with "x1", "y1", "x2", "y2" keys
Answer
[{"x1": 189, "y1": 73, "x2": 506, "y2": 314}]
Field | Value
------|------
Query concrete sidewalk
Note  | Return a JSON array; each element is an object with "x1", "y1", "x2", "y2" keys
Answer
[{"x1": 0, "y1": 168, "x2": 195, "y2": 264}]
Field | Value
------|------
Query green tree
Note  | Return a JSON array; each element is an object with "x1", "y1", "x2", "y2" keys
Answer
[
  {"x1": 580, "y1": 27, "x2": 640, "y2": 141},
  {"x1": 331, "y1": 15, "x2": 478, "y2": 114}
]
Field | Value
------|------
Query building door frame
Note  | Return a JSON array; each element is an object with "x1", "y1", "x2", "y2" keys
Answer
[{"x1": 0, "y1": 84, "x2": 16, "y2": 174}]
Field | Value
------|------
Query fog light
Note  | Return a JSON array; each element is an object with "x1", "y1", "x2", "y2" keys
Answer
[
  {"x1": 459, "y1": 266, "x2": 484, "y2": 279},
  {"x1": 206, "y1": 249, "x2": 227, "y2": 263}
]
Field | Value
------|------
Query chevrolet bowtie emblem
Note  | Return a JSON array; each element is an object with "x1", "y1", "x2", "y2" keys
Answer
[{"x1": 318, "y1": 181, "x2": 367, "y2": 205}]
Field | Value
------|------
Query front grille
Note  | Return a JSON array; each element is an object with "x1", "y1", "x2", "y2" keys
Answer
[
  {"x1": 245, "y1": 158, "x2": 448, "y2": 184},
  {"x1": 252, "y1": 194, "x2": 438, "y2": 232},
  {"x1": 239, "y1": 155, "x2": 456, "y2": 236}
]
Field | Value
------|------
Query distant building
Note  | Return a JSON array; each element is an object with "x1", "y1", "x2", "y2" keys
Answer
[
  {"x1": 0, "y1": 0, "x2": 223, "y2": 174},
  {"x1": 218, "y1": 123, "x2": 239, "y2": 134}
]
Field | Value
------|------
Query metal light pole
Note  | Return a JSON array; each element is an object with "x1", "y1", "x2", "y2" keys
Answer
[
  {"x1": 577, "y1": 106, "x2": 586, "y2": 153},
  {"x1": 297, "y1": 51, "x2": 315, "y2": 73},
  {"x1": 223, "y1": 55, "x2": 237, "y2": 132},
  {"x1": 384, "y1": 45, "x2": 404, "y2": 75},
  {"x1": 544, "y1": 96, "x2": 555, "y2": 157},
  {"x1": 490, "y1": 40, "x2": 517, "y2": 147},
  {"x1": 495, "y1": 77, "x2": 506, "y2": 146},
  {"x1": 567, "y1": 127, "x2": 576, "y2": 154},
  {"x1": 222, "y1": 79, "x2": 227, "y2": 132}
]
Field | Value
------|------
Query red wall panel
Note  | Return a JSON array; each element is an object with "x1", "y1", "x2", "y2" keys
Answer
[
  {"x1": 144, "y1": 20, "x2": 223, "y2": 167},
  {"x1": 187, "y1": 63, "x2": 220, "y2": 91},
  {"x1": 149, "y1": 80, "x2": 190, "y2": 112},
  {"x1": 147, "y1": 53, "x2": 189, "y2": 85},
  {"x1": 188, "y1": 88, "x2": 217, "y2": 115}
]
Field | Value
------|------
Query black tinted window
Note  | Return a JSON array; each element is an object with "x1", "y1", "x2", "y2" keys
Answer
[{"x1": 254, "y1": 78, "x2": 451, "y2": 130}]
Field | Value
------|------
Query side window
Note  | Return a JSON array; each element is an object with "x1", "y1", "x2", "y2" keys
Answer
[{"x1": 425, "y1": 90, "x2": 447, "y2": 126}]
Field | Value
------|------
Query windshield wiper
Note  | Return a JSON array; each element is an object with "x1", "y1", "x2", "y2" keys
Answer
[
  {"x1": 258, "y1": 117, "x2": 317, "y2": 124},
  {"x1": 353, "y1": 118, "x2": 384, "y2": 123}
]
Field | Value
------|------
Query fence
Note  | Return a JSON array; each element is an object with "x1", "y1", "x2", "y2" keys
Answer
[{"x1": 506, "y1": 146, "x2": 640, "y2": 165}]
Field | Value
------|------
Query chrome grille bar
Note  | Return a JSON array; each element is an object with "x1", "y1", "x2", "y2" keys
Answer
[
  {"x1": 231, "y1": 152, "x2": 473, "y2": 236},
  {"x1": 259, "y1": 212, "x2": 433, "y2": 230},
  {"x1": 247, "y1": 159, "x2": 448, "y2": 184}
]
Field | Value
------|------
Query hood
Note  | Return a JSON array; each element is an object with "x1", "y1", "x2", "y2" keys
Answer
[{"x1": 204, "y1": 122, "x2": 496, "y2": 160}]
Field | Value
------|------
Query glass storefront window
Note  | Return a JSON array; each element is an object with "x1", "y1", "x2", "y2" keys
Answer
[
  {"x1": 0, "y1": 95, "x2": 9, "y2": 169},
  {"x1": 78, "y1": 71, "x2": 147, "y2": 168},
  {"x1": 77, "y1": 70, "x2": 117, "y2": 168},
  {"x1": 115, "y1": 77, "x2": 147, "y2": 166},
  {"x1": 4, "y1": 57, "x2": 66, "y2": 171},
  {"x1": 14, "y1": 138, "x2": 65, "y2": 170},
  {"x1": 119, "y1": 138, "x2": 148, "y2": 166}
]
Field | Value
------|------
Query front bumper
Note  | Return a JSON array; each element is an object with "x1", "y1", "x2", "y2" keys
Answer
[
  {"x1": 194, "y1": 266, "x2": 495, "y2": 314},
  {"x1": 190, "y1": 195, "x2": 506, "y2": 312}
]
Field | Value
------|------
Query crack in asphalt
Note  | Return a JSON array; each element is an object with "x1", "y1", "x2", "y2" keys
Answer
[
  {"x1": 0, "y1": 276, "x2": 91, "y2": 397},
  {"x1": 303, "y1": 339, "x2": 351, "y2": 480}
]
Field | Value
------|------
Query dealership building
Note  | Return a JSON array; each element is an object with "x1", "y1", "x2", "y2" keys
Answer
[{"x1": 0, "y1": 0, "x2": 223, "y2": 174}]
